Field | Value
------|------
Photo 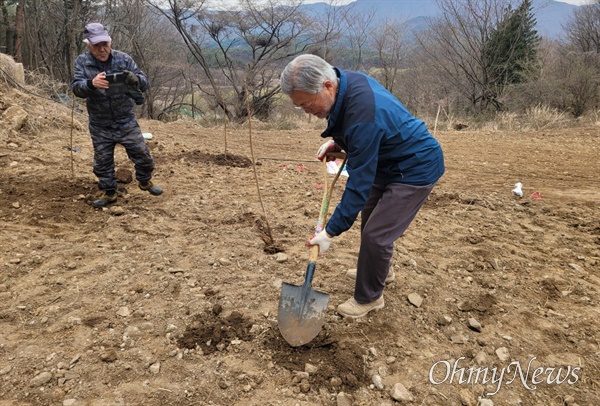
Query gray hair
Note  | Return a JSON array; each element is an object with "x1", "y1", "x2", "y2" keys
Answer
[{"x1": 280, "y1": 54, "x2": 338, "y2": 95}]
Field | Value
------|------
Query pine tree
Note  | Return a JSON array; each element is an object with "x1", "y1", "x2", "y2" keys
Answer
[{"x1": 483, "y1": 0, "x2": 540, "y2": 105}]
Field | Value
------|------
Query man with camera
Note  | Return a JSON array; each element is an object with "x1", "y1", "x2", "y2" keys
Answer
[{"x1": 71, "y1": 22, "x2": 162, "y2": 208}]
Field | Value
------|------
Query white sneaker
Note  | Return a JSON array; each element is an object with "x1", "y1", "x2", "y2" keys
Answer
[
  {"x1": 345, "y1": 268, "x2": 395, "y2": 283},
  {"x1": 337, "y1": 296, "x2": 384, "y2": 318}
]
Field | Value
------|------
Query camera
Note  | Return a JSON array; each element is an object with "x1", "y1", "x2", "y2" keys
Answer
[
  {"x1": 105, "y1": 72, "x2": 125, "y2": 84},
  {"x1": 104, "y1": 72, "x2": 128, "y2": 96}
]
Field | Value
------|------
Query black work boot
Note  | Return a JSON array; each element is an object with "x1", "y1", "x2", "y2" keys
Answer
[
  {"x1": 93, "y1": 192, "x2": 117, "y2": 208},
  {"x1": 139, "y1": 180, "x2": 163, "y2": 196}
]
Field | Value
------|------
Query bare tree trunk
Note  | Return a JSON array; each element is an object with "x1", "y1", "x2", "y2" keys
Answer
[
  {"x1": 67, "y1": 0, "x2": 81, "y2": 80},
  {"x1": 15, "y1": 0, "x2": 25, "y2": 62},
  {"x1": 0, "y1": 0, "x2": 7, "y2": 53},
  {"x1": 372, "y1": 19, "x2": 406, "y2": 92},
  {"x1": 565, "y1": 2, "x2": 600, "y2": 53},
  {"x1": 417, "y1": 0, "x2": 511, "y2": 113},
  {"x1": 30, "y1": 0, "x2": 41, "y2": 69},
  {"x1": 344, "y1": 6, "x2": 375, "y2": 70}
]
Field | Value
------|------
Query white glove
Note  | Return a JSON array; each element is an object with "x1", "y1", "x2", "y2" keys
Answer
[
  {"x1": 309, "y1": 230, "x2": 333, "y2": 255},
  {"x1": 317, "y1": 139, "x2": 339, "y2": 161}
]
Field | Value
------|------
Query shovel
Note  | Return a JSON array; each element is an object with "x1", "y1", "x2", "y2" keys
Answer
[{"x1": 278, "y1": 152, "x2": 347, "y2": 347}]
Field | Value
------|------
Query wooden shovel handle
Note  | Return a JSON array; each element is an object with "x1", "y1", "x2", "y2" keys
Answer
[
  {"x1": 325, "y1": 151, "x2": 347, "y2": 160},
  {"x1": 308, "y1": 153, "x2": 348, "y2": 263},
  {"x1": 308, "y1": 244, "x2": 320, "y2": 263}
]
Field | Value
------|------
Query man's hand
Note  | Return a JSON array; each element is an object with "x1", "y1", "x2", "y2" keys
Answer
[
  {"x1": 92, "y1": 72, "x2": 109, "y2": 89},
  {"x1": 317, "y1": 139, "x2": 340, "y2": 162},
  {"x1": 123, "y1": 70, "x2": 139, "y2": 89},
  {"x1": 308, "y1": 230, "x2": 333, "y2": 255},
  {"x1": 127, "y1": 90, "x2": 145, "y2": 105}
]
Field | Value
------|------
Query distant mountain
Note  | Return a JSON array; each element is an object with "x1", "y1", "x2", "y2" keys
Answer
[
  {"x1": 350, "y1": 0, "x2": 440, "y2": 19},
  {"x1": 302, "y1": 0, "x2": 580, "y2": 40}
]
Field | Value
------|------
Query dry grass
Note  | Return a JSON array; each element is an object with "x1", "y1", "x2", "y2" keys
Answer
[
  {"x1": 428, "y1": 105, "x2": 600, "y2": 133},
  {"x1": 493, "y1": 111, "x2": 521, "y2": 131},
  {"x1": 525, "y1": 104, "x2": 568, "y2": 130},
  {"x1": 3, "y1": 76, "x2": 598, "y2": 141},
  {"x1": 160, "y1": 105, "x2": 599, "y2": 136},
  {"x1": 591, "y1": 109, "x2": 600, "y2": 126}
]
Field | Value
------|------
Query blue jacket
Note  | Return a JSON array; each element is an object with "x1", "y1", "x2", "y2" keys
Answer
[
  {"x1": 71, "y1": 50, "x2": 148, "y2": 128},
  {"x1": 323, "y1": 69, "x2": 444, "y2": 237}
]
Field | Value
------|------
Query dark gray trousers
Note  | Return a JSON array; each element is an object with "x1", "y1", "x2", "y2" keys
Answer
[
  {"x1": 354, "y1": 182, "x2": 435, "y2": 303},
  {"x1": 90, "y1": 124, "x2": 155, "y2": 194}
]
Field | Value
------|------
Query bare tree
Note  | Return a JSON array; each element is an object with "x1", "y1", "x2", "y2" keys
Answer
[
  {"x1": 370, "y1": 18, "x2": 407, "y2": 92},
  {"x1": 1, "y1": 0, "x2": 16, "y2": 55},
  {"x1": 343, "y1": 6, "x2": 376, "y2": 70},
  {"x1": 307, "y1": 0, "x2": 349, "y2": 62},
  {"x1": 500, "y1": 38, "x2": 599, "y2": 117},
  {"x1": 565, "y1": 2, "x2": 600, "y2": 53},
  {"x1": 558, "y1": 50, "x2": 600, "y2": 116},
  {"x1": 14, "y1": 0, "x2": 24, "y2": 62},
  {"x1": 90, "y1": 0, "x2": 189, "y2": 119},
  {"x1": 561, "y1": 1, "x2": 600, "y2": 116},
  {"x1": 417, "y1": 0, "x2": 535, "y2": 113},
  {"x1": 145, "y1": 0, "x2": 334, "y2": 121},
  {"x1": 67, "y1": 0, "x2": 82, "y2": 79},
  {"x1": 19, "y1": 0, "x2": 101, "y2": 82}
]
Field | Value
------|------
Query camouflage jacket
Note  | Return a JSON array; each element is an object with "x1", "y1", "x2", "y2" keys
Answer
[{"x1": 71, "y1": 50, "x2": 149, "y2": 128}]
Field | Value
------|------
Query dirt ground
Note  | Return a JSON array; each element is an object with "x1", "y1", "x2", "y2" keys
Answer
[{"x1": 1, "y1": 87, "x2": 599, "y2": 406}]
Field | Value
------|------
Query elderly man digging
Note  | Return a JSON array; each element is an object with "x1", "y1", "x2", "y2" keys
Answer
[{"x1": 280, "y1": 54, "x2": 445, "y2": 318}]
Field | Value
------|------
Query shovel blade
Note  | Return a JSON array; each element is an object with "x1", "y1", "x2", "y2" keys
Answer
[{"x1": 278, "y1": 282, "x2": 329, "y2": 347}]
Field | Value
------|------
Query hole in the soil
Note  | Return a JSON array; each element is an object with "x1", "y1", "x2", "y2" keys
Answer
[{"x1": 264, "y1": 241, "x2": 285, "y2": 254}]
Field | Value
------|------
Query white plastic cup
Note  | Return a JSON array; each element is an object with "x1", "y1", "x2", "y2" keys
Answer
[{"x1": 512, "y1": 182, "x2": 523, "y2": 197}]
